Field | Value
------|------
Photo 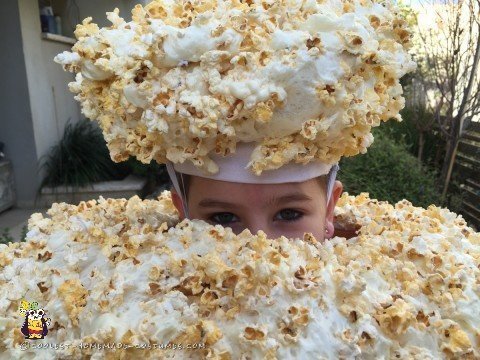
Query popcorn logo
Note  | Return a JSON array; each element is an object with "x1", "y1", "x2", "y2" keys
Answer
[{"x1": 19, "y1": 300, "x2": 51, "y2": 340}]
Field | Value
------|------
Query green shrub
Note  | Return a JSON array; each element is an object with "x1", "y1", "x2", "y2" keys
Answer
[
  {"x1": 0, "y1": 226, "x2": 28, "y2": 245},
  {"x1": 38, "y1": 119, "x2": 171, "y2": 199},
  {"x1": 125, "y1": 157, "x2": 169, "y2": 182},
  {"x1": 338, "y1": 127, "x2": 442, "y2": 208},
  {"x1": 382, "y1": 108, "x2": 445, "y2": 167},
  {"x1": 0, "y1": 228, "x2": 14, "y2": 244},
  {"x1": 39, "y1": 120, "x2": 130, "y2": 189}
]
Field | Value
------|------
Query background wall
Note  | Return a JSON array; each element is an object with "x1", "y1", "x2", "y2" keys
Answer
[
  {"x1": 41, "y1": 39, "x2": 82, "y2": 141},
  {"x1": 0, "y1": 1, "x2": 39, "y2": 207},
  {"x1": 50, "y1": 0, "x2": 148, "y2": 39},
  {"x1": 19, "y1": 0, "x2": 81, "y2": 174},
  {"x1": 1, "y1": 0, "x2": 151, "y2": 208}
]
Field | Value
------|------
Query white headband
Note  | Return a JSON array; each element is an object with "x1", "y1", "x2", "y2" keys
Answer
[
  {"x1": 173, "y1": 142, "x2": 333, "y2": 184},
  {"x1": 166, "y1": 142, "x2": 339, "y2": 217}
]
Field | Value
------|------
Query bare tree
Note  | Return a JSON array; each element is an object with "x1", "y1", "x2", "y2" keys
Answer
[
  {"x1": 405, "y1": 75, "x2": 435, "y2": 161},
  {"x1": 394, "y1": 2, "x2": 436, "y2": 162},
  {"x1": 414, "y1": 0, "x2": 480, "y2": 201}
]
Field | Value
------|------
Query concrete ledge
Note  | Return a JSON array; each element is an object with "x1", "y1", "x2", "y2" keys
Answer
[
  {"x1": 38, "y1": 175, "x2": 147, "y2": 207},
  {"x1": 41, "y1": 32, "x2": 76, "y2": 45}
]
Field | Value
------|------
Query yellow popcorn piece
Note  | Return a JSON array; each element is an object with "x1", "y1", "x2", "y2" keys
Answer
[
  {"x1": 441, "y1": 323, "x2": 474, "y2": 358},
  {"x1": 374, "y1": 298, "x2": 416, "y2": 336},
  {"x1": 57, "y1": 279, "x2": 88, "y2": 326}
]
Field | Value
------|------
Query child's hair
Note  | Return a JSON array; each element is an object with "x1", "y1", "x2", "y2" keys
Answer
[{"x1": 171, "y1": 173, "x2": 328, "y2": 201}]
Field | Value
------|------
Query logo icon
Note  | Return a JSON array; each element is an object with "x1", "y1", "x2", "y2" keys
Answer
[{"x1": 19, "y1": 300, "x2": 51, "y2": 340}]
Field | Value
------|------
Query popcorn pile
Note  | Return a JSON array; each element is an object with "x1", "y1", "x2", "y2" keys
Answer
[
  {"x1": 55, "y1": 0, "x2": 416, "y2": 175},
  {"x1": 0, "y1": 192, "x2": 478, "y2": 359}
]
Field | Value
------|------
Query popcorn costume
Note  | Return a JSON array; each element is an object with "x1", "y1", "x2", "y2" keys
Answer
[{"x1": 0, "y1": 0, "x2": 478, "y2": 359}]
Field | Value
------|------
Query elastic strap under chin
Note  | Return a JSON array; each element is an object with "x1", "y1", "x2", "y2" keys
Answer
[{"x1": 326, "y1": 163, "x2": 340, "y2": 205}]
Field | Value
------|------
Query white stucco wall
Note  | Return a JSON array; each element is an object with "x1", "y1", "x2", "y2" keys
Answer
[
  {"x1": 0, "y1": 0, "x2": 39, "y2": 208},
  {"x1": 7, "y1": 0, "x2": 150, "y2": 207},
  {"x1": 18, "y1": 0, "x2": 81, "y2": 168},
  {"x1": 52, "y1": 0, "x2": 149, "y2": 39},
  {"x1": 41, "y1": 39, "x2": 82, "y2": 140}
]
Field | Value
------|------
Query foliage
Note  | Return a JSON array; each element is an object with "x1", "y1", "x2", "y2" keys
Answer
[
  {"x1": 413, "y1": 0, "x2": 480, "y2": 198},
  {"x1": 39, "y1": 120, "x2": 130, "y2": 190},
  {"x1": 338, "y1": 127, "x2": 442, "y2": 208},
  {"x1": 125, "y1": 157, "x2": 169, "y2": 182},
  {"x1": 124, "y1": 158, "x2": 170, "y2": 198},
  {"x1": 445, "y1": 178, "x2": 465, "y2": 214},
  {"x1": 0, "y1": 225, "x2": 28, "y2": 245},
  {"x1": 38, "y1": 119, "x2": 171, "y2": 201},
  {"x1": 0, "y1": 228, "x2": 14, "y2": 244},
  {"x1": 397, "y1": 0, "x2": 419, "y2": 28},
  {"x1": 383, "y1": 107, "x2": 445, "y2": 167},
  {"x1": 21, "y1": 225, "x2": 28, "y2": 242}
]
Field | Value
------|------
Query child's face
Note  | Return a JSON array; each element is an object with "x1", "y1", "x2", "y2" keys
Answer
[{"x1": 171, "y1": 176, "x2": 343, "y2": 242}]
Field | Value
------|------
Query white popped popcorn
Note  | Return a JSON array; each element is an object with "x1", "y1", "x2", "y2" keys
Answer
[
  {"x1": 0, "y1": 192, "x2": 478, "y2": 359},
  {"x1": 55, "y1": 0, "x2": 416, "y2": 175}
]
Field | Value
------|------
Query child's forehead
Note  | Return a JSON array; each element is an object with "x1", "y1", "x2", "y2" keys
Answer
[
  {"x1": 189, "y1": 176, "x2": 325, "y2": 206},
  {"x1": 190, "y1": 175, "x2": 316, "y2": 190}
]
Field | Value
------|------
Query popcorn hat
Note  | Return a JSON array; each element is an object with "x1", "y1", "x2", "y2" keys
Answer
[{"x1": 55, "y1": 0, "x2": 415, "y2": 184}]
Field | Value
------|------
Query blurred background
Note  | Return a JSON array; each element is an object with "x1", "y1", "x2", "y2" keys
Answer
[{"x1": 0, "y1": 0, "x2": 479, "y2": 243}]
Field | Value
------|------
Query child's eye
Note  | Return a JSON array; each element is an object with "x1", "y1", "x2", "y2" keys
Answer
[
  {"x1": 210, "y1": 212, "x2": 239, "y2": 224},
  {"x1": 275, "y1": 209, "x2": 304, "y2": 222}
]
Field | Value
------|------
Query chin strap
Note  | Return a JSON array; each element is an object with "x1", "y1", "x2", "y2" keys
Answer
[
  {"x1": 166, "y1": 162, "x2": 190, "y2": 218},
  {"x1": 326, "y1": 164, "x2": 340, "y2": 205}
]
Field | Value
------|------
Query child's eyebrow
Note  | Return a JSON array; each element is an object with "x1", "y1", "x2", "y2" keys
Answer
[
  {"x1": 198, "y1": 199, "x2": 238, "y2": 209},
  {"x1": 198, "y1": 193, "x2": 313, "y2": 209},
  {"x1": 264, "y1": 193, "x2": 313, "y2": 208}
]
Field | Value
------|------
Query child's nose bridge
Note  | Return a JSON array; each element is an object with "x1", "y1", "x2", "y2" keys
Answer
[
  {"x1": 243, "y1": 189, "x2": 281, "y2": 212},
  {"x1": 242, "y1": 216, "x2": 272, "y2": 238}
]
